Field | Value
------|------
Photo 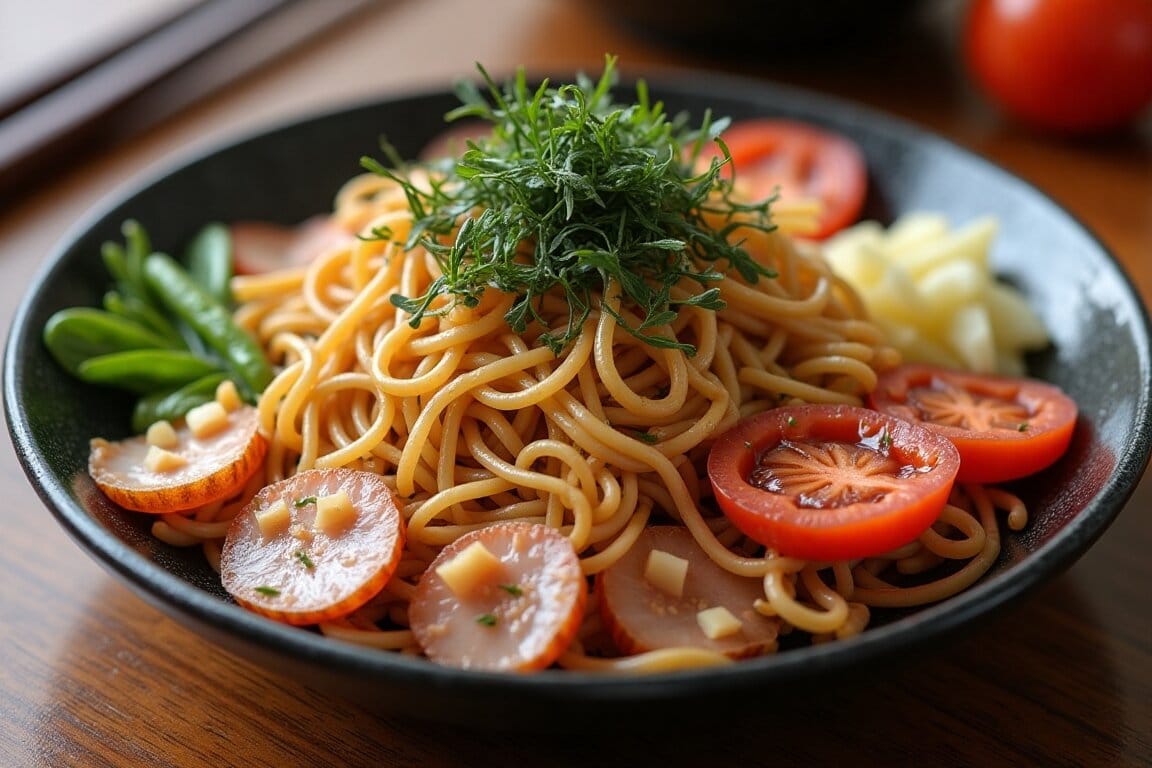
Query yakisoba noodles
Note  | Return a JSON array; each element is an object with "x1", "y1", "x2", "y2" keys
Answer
[{"x1": 140, "y1": 156, "x2": 1035, "y2": 672}]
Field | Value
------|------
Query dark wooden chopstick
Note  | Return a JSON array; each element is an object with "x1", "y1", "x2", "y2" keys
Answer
[
  {"x1": 0, "y1": 1, "x2": 211, "y2": 123},
  {"x1": 0, "y1": 0, "x2": 373, "y2": 203}
]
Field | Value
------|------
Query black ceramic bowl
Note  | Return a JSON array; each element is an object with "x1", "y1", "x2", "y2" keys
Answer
[{"x1": 6, "y1": 69, "x2": 1152, "y2": 729}]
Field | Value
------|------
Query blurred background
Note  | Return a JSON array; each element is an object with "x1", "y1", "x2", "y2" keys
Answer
[{"x1": 3, "y1": 0, "x2": 1148, "y2": 287}]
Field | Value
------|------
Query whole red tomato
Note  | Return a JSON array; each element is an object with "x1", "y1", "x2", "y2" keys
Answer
[{"x1": 964, "y1": 0, "x2": 1152, "y2": 133}]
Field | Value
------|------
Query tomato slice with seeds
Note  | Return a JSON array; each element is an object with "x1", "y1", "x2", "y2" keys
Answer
[
  {"x1": 707, "y1": 405, "x2": 960, "y2": 561},
  {"x1": 702, "y1": 118, "x2": 868, "y2": 239},
  {"x1": 869, "y1": 364, "x2": 1078, "y2": 484}
]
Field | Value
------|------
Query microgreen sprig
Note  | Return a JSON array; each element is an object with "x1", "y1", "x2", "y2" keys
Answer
[{"x1": 363, "y1": 55, "x2": 777, "y2": 356}]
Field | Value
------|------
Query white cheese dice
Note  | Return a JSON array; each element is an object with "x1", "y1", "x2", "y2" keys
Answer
[
  {"x1": 644, "y1": 548, "x2": 689, "y2": 598},
  {"x1": 143, "y1": 445, "x2": 187, "y2": 473},
  {"x1": 215, "y1": 379, "x2": 243, "y2": 412},
  {"x1": 696, "y1": 605, "x2": 743, "y2": 640},
  {"x1": 435, "y1": 541, "x2": 504, "y2": 598},
  {"x1": 255, "y1": 499, "x2": 291, "y2": 539},
  {"x1": 186, "y1": 401, "x2": 229, "y2": 439},
  {"x1": 314, "y1": 490, "x2": 357, "y2": 535},
  {"x1": 145, "y1": 420, "x2": 179, "y2": 449}
]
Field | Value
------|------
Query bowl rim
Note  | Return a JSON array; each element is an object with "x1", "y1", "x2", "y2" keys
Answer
[{"x1": 6, "y1": 67, "x2": 1152, "y2": 701}]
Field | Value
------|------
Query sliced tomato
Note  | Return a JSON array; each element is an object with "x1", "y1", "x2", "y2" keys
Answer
[
  {"x1": 868, "y1": 364, "x2": 1078, "y2": 484},
  {"x1": 707, "y1": 405, "x2": 960, "y2": 561},
  {"x1": 702, "y1": 118, "x2": 867, "y2": 239}
]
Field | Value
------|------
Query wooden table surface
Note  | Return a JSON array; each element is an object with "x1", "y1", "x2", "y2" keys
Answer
[{"x1": 2, "y1": 1, "x2": 1150, "y2": 765}]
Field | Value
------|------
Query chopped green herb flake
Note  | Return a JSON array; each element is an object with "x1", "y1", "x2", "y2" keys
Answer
[
  {"x1": 1018, "y1": 422, "x2": 1030, "y2": 432},
  {"x1": 499, "y1": 583, "x2": 523, "y2": 596},
  {"x1": 295, "y1": 550, "x2": 315, "y2": 569},
  {"x1": 255, "y1": 586, "x2": 281, "y2": 597},
  {"x1": 633, "y1": 430, "x2": 658, "y2": 444},
  {"x1": 294, "y1": 496, "x2": 317, "y2": 508},
  {"x1": 744, "y1": 440, "x2": 754, "y2": 450},
  {"x1": 786, "y1": 416, "x2": 797, "y2": 427},
  {"x1": 363, "y1": 56, "x2": 776, "y2": 357},
  {"x1": 476, "y1": 613, "x2": 498, "y2": 627}
]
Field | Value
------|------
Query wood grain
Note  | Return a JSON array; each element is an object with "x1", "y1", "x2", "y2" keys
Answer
[{"x1": 1, "y1": 1, "x2": 1149, "y2": 765}]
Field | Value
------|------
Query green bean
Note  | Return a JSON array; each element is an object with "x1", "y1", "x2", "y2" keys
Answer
[
  {"x1": 143, "y1": 252, "x2": 272, "y2": 398},
  {"x1": 43, "y1": 307, "x2": 176, "y2": 375},
  {"x1": 101, "y1": 221, "x2": 153, "y2": 304},
  {"x1": 101, "y1": 241, "x2": 136, "y2": 298},
  {"x1": 131, "y1": 372, "x2": 229, "y2": 432},
  {"x1": 122, "y1": 219, "x2": 152, "y2": 297},
  {"x1": 186, "y1": 223, "x2": 233, "y2": 307},
  {"x1": 103, "y1": 291, "x2": 186, "y2": 347},
  {"x1": 77, "y1": 349, "x2": 223, "y2": 394}
]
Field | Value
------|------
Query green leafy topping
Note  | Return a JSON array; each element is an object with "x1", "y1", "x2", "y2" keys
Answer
[
  {"x1": 254, "y1": 586, "x2": 281, "y2": 597},
  {"x1": 632, "y1": 429, "x2": 659, "y2": 444},
  {"x1": 294, "y1": 496, "x2": 317, "y2": 508},
  {"x1": 1018, "y1": 422, "x2": 1029, "y2": 432},
  {"x1": 786, "y1": 415, "x2": 797, "y2": 427},
  {"x1": 499, "y1": 583, "x2": 523, "y2": 596},
  {"x1": 295, "y1": 550, "x2": 315, "y2": 569},
  {"x1": 363, "y1": 55, "x2": 777, "y2": 357},
  {"x1": 476, "y1": 613, "x2": 499, "y2": 627},
  {"x1": 879, "y1": 429, "x2": 894, "y2": 451}
]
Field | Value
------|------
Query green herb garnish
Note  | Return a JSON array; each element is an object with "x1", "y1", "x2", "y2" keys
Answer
[
  {"x1": 294, "y1": 496, "x2": 317, "y2": 508},
  {"x1": 499, "y1": 583, "x2": 523, "y2": 596},
  {"x1": 476, "y1": 613, "x2": 499, "y2": 627},
  {"x1": 879, "y1": 429, "x2": 894, "y2": 451},
  {"x1": 254, "y1": 586, "x2": 281, "y2": 597},
  {"x1": 1018, "y1": 422, "x2": 1030, "y2": 432},
  {"x1": 295, "y1": 550, "x2": 315, "y2": 569},
  {"x1": 363, "y1": 55, "x2": 777, "y2": 356},
  {"x1": 632, "y1": 429, "x2": 659, "y2": 444}
]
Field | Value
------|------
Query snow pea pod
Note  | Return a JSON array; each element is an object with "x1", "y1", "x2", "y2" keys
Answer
[
  {"x1": 43, "y1": 307, "x2": 177, "y2": 376},
  {"x1": 142, "y1": 252, "x2": 272, "y2": 398},
  {"x1": 186, "y1": 223, "x2": 233, "y2": 307},
  {"x1": 103, "y1": 291, "x2": 186, "y2": 347},
  {"x1": 131, "y1": 372, "x2": 229, "y2": 432},
  {"x1": 77, "y1": 349, "x2": 223, "y2": 394},
  {"x1": 101, "y1": 220, "x2": 153, "y2": 304}
]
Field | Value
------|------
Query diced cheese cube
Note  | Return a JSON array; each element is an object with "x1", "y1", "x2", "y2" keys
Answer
[
  {"x1": 435, "y1": 541, "x2": 504, "y2": 598},
  {"x1": 696, "y1": 605, "x2": 743, "y2": 640},
  {"x1": 314, "y1": 490, "x2": 357, "y2": 535},
  {"x1": 145, "y1": 420, "x2": 179, "y2": 449},
  {"x1": 256, "y1": 499, "x2": 291, "y2": 539},
  {"x1": 915, "y1": 258, "x2": 988, "y2": 319},
  {"x1": 986, "y1": 282, "x2": 1049, "y2": 351},
  {"x1": 645, "y1": 549, "x2": 689, "y2": 598},
  {"x1": 143, "y1": 445, "x2": 187, "y2": 473},
  {"x1": 947, "y1": 303, "x2": 995, "y2": 374},
  {"x1": 215, "y1": 379, "x2": 243, "y2": 412},
  {"x1": 883, "y1": 212, "x2": 950, "y2": 258},
  {"x1": 186, "y1": 401, "x2": 229, "y2": 439}
]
